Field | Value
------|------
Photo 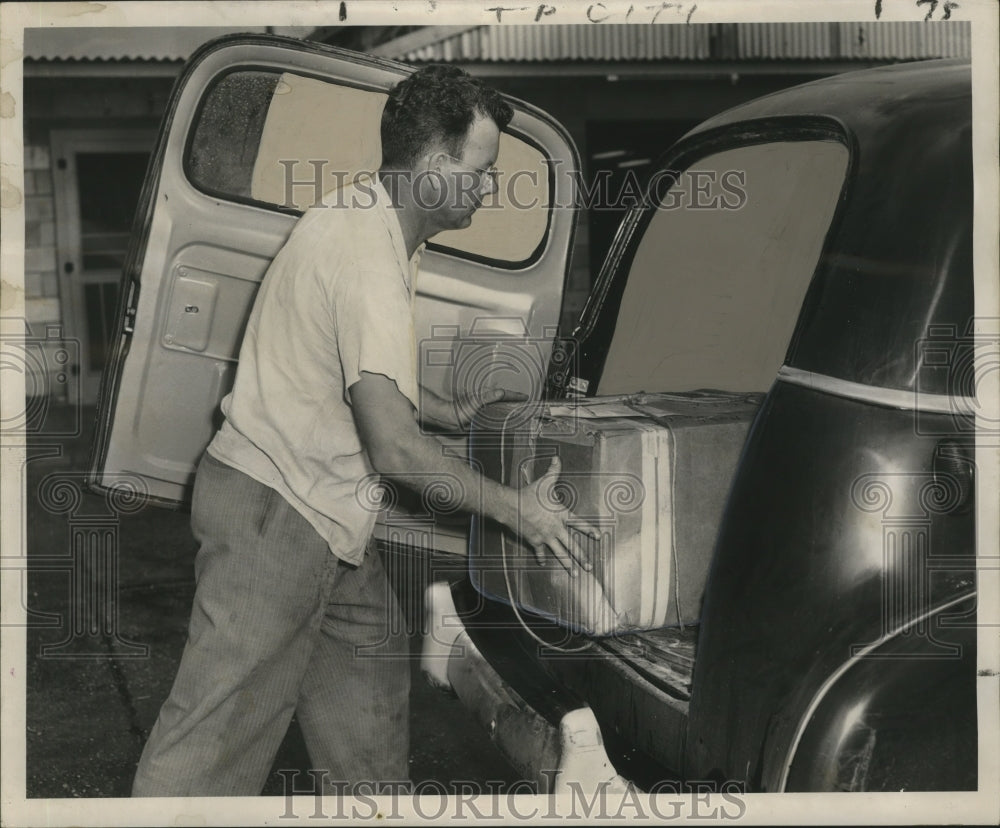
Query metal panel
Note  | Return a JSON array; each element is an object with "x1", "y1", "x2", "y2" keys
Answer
[
  {"x1": 738, "y1": 23, "x2": 835, "y2": 59},
  {"x1": 840, "y1": 21, "x2": 971, "y2": 59},
  {"x1": 390, "y1": 22, "x2": 969, "y2": 63},
  {"x1": 735, "y1": 21, "x2": 970, "y2": 60},
  {"x1": 396, "y1": 24, "x2": 712, "y2": 62}
]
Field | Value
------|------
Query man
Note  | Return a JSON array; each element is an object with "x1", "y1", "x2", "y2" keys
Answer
[{"x1": 132, "y1": 64, "x2": 592, "y2": 797}]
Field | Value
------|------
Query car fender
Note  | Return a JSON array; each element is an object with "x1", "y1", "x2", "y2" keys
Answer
[{"x1": 780, "y1": 593, "x2": 977, "y2": 792}]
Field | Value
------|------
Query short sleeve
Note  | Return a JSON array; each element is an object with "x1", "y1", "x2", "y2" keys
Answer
[{"x1": 334, "y1": 269, "x2": 419, "y2": 409}]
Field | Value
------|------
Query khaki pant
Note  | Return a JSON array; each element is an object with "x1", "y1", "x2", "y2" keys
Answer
[{"x1": 132, "y1": 453, "x2": 410, "y2": 796}]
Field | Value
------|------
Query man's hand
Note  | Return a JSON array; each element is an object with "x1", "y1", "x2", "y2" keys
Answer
[
  {"x1": 510, "y1": 456, "x2": 598, "y2": 577},
  {"x1": 420, "y1": 385, "x2": 528, "y2": 432}
]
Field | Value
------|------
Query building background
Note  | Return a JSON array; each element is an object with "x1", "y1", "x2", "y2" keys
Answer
[{"x1": 21, "y1": 22, "x2": 971, "y2": 405}]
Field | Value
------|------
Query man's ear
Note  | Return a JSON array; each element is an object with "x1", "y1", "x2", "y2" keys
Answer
[
  {"x1": 421, "y1": 154, "x2": 444, "y2": 194},
  {"x1": 427, "y1": 151, "x2": 447, "y2": 178}
]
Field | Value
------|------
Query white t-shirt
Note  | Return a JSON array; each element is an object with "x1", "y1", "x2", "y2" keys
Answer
[{"x1": 207, "y1": 177, "x2": 421, "y2": 565}]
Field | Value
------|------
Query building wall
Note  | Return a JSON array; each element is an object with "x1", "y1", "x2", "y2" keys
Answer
[{"x1": 22, "y1": 143, "x2": 63, "y2": 399}]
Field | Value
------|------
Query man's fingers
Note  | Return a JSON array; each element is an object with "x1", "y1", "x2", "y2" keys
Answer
[
  {"x1": 568, "y1": 524, "x2": 596, "y2": 570},
  {"x1": 540, "y1": 537, "x2": 578, "y2": 577},
  {"x1": 529, "y1": 539, "x2": 572, "y2": 575},
  {"x1": 532, "y1": 523, "x2": 596, "y2": 576}
]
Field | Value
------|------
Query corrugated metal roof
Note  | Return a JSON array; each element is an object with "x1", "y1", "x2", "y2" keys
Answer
[
  {"x1": 393, "y1": 24, "x2": 710, "y2": 62},
  {"x1": 23, "y1": 27, "x2": 315, "y2": 62},
  {"x1": 838, "y1": 21, "x2": 971, "y2": 59},
  {"x1": 731, "y1": 22, "x2": 970, "y2": 60},
  {"x1": 735, "y1": 23, "x2": 836, "y2": 59},
  {"x1": 385, "y1": 22, "x2": 970, "y2": 63}
]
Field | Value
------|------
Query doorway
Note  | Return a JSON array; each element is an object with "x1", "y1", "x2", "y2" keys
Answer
[{"x1": 51, "y1": 129, "x2": 154, "y2": 406}]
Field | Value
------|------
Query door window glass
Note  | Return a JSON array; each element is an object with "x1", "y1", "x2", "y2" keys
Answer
[
  {"x1": 596, "y1": 139, "x2": 849, "y2": 395},
  {"x1": 187, "y1": 70, "x2": 279, "y2": 198},
  {"x1": 186, "y1": 70, "x2": 549, "y2": 266}
]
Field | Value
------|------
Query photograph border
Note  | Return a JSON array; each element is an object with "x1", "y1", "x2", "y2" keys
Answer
[{"x1": 1, "y1": 1, "x2": 998, "y2": 825}]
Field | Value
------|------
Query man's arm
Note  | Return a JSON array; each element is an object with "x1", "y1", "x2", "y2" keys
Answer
[
  {"x1": 350, "y1": 371, "x2": 594, "y2": 573},
  {"x1": 418, "y1": 385, "x2": 526, "y2": 432}
]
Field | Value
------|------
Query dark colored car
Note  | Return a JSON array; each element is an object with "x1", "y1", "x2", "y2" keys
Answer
[
  {"x1": 422, "y1": 58, "x2": 979, "y2": 794},
  {"x1": 90, "y1": 36, "x2": 977, "y2": 793}
]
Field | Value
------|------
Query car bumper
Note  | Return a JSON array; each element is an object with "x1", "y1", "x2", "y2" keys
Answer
[{"x1": 420, "y1": 581, "x2": 629, "y2": 794}]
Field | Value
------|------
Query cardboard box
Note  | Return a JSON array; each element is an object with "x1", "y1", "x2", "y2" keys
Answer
[{"x1": 470, "y1": 392, "x2": 761, "y2": 636}]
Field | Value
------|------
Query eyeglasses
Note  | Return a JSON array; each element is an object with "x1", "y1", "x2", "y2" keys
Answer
[{"x1": 444, "y1": 154, "x2": 499, "y2": 189}]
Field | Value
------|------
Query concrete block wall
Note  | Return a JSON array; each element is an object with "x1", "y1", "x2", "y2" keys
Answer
[{"x1": 22, "y1": 143, "x2": 68, "y2": 402}]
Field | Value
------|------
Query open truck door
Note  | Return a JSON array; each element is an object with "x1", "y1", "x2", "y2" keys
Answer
[{"x1": 88, "y1": 35, "x2": 579, "y2": 555}]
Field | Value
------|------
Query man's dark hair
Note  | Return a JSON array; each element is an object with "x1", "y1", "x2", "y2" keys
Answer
[{"x1": 381, "y1": 64, "x2": 513, "y2": 170}]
